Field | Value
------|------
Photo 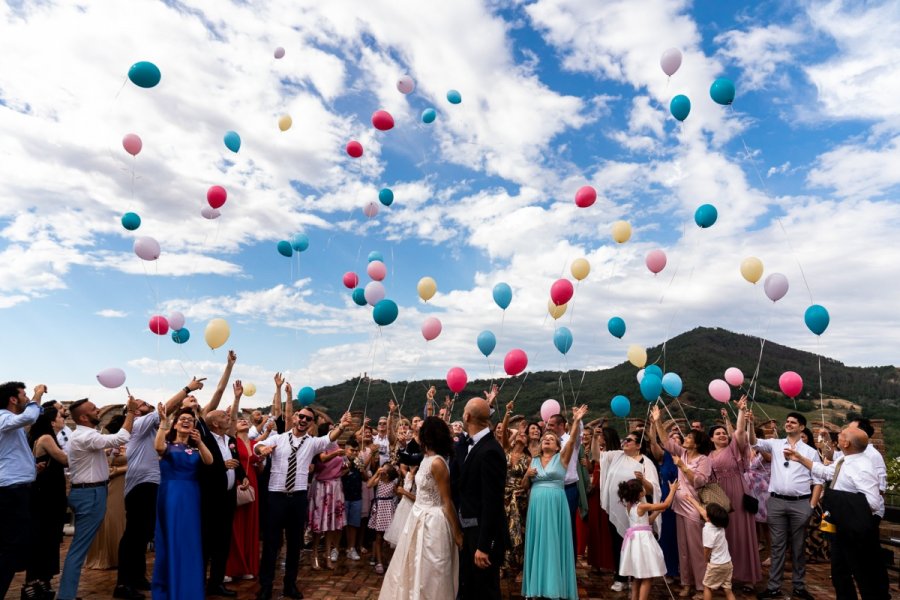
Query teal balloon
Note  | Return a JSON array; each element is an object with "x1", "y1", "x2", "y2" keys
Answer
[
  {"x1": 476, "y1": 330, "x2": 496, "y2": 357},
  {"x1": 553, "y1": 327, "x2": 573, "y2": 355},
  {"x1": 640, "y1": 374, "x2": 663, "y2": 402},
  {"x1": 607, "y1": 316, "x2": 626, "y2": 339},
  {"x1": 121, "y1": 212, "x2": 141, "y2": 231},
  {"x1": 277, "y1": 241, "x2": 293, "y2": 257},
  {"x1": 373, "y1": 299, "x2": 399, "y2": 326},
  {"x1": 804, "y1": 304, "x2": 830, "y2": 336},
  {"x1": 492, "y1": 282, "x2": 512, "y2": 310},
  {"x1": 422, "y1": 108, "x2": 436, "y2": 124},
  {"x1": 662, "y1": 372, "x2": 683, "y2": 397},
  {"x1": 297, "y1": 386, "x2": 316, "y2": 407},
  {"x1": 378, "y1": 188, "x2": 394, "y2": 206},
  {"x1": 644, "y1": 365, "x2": 663, "y2": 380},
  {"x1": 351, "y1": 288, "x2": 367, "y2": 306},
  {"x1": 611, "y1": 395, "x2": 631, "y2": 418},
  {"x1": 223, "y1": 131, "x2": 241, "y2": 153},
  {"x1": 368, "y1": 251, "x2": 383, "y2": 263},
  {"x1": 171, "y1": 328, "x2": 190, "y2": 344},
  {"x1": 446, "y1": 90, "x2": 462, "y2": 104},
  {"x1": 670, "y1": 94, "x2": 691, "y2": 121},
  {"x1": 694, "y1": 204, "x2": 718, "y2": 228},
  {"x1": 291, "y1": 233, "x2": 309, "y2": 252},
  {"x1": 128, "y1": 61, "x2": 161, "y2": 88},
  {"x1": 710, "y1": 78, "x2": 736, "y2": 106}
]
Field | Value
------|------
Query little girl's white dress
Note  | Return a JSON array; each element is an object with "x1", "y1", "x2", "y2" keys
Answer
[{"x1": 619, "y1": 504, "x2": 667, "y2": 578}]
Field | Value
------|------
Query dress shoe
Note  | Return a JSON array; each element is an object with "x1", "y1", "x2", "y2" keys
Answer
[
  {"x1": 255, "y1": 586, "x2": 272, "y2": 600},
  {"x1": 282, "y1": 585, "x2": 304, "y2": 599},
  {"x1": 792, "y1": 590, "x2": 815, "y2": 600},
  {"x1": 112, "y1": 585, "x2": 145, "y2": 600},
  {"x1": 135, "y1": 579, "x2": 152, "y2": 591},
  {"x1": 756, "y1": 591, "x2": 783, "y2": 599},
  {"x1": 205, "y1": 584, "x2": 237, "y2": 597}
]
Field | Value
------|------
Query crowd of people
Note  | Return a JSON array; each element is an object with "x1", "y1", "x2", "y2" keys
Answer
[{"x1": 0, "y1": 351, "x2": 893, "y2": 600}]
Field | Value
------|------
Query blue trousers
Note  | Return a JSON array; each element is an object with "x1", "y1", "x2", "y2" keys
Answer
[
  {"x1": 58, "y1": 487, "x2": 107, "y2": 600},
  {"x1": 564, "y1": 483, "x2": 578, "y2": 557}
]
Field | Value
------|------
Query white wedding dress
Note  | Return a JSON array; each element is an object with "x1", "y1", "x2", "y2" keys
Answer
[{"x1": 378, "y1": 454, "x2": 459, "y2": 600}]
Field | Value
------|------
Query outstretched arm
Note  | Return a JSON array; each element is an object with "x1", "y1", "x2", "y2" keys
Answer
[
  {"x1": 165, "y1": 377, "x2": 207, "y2": 415},
  {"x1": 201, "y1": 350, "x2": 237, "y2": 418},
  {"x1": 561, "y1": 405, "x2": 588, "y2": 469},
  {"x1": 227, "y1": 380, "x2": 243, "y2": 437},
  {"x1": 734, "y1": 397, "x2": 748, "y2": 450},
  {"x1": 499, "y1": 400, "x2": 514, "y2": 452},
  {"x1": 271, "y1": 372, "x2": 284, "y2": 419}
]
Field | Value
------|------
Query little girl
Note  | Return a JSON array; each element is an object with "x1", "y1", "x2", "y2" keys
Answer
[
  {"x1": 617, "y1": 477, "x2": 679, "y2": 600},
  {"x1": 384, "y1": 466, "x2": 416, "y2": 548},
  {"x1": 367, "y1": 462, "x2": 399, "y2": 574}
]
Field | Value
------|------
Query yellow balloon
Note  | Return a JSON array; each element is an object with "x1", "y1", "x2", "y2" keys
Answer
[
  {"x1": 548, "y1": 300, "x2": 567, "y2": 320},
  {"x1": 627, "y1": 344, "x2": 647, "y2": 368},
  {"x1": 205, "y1": 318, "x2": 230, "y2": 350},
  {"x1": 570, "y1": 258, "x2": 590, "y2": 281},
  {"x1": 243, "y1": 382, "x2": 257, "y2": 397},
  {"x1": 740, "y1": 257, "x2": 764, "y2": 284},
  {"x1": 417, "y1": 276, "x2": 437, "y2": 302},
  {"x1": 611, "y1": 220, "x2": 632, "y2": 244},
  {"x1": 278, "y1": 114, "x2": 292, "y2": 132}
]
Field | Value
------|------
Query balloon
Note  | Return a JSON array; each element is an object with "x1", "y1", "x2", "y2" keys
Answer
[
  {"x1": 611, "y1": 220, "x2": 632, "y2": 243},
  {"x1": 207, "y1": 185, "x2": 227, "y2": 209},
  {"x1": 660, "y1": 48, "x2": 682, "y2": 77},
  {"x1": 607, "y1": 316, "x2": 626, "y2": 339},
  {"x1": 764, "y1": 273, "x2": 789, "y2": 302},
  {"x1": 724, "y1": 367, "x2": 744, "y2": 387},
  {"x1": 243, "y1": 382, "x2": 257, "y2": 397},
  {"x1": 128, "y1": 61, "x2": 161, "y2": 88},
  {"x1": 417, "y1": 277, "x2": 437, "y2": 302},
  {"x1": 636, "y1": 369, "x2": 645, "y2": 384},
  {"x1": 171, "y1": 328, "x2": 190, "y2": 344},
  {"x1": 670, "y1": 94, "x2": 691, "y2": 121},
  {"x1": 627, "y1": 344, "x2": 647, "y2": 368},
  {"x1": 421, "y1": 108, "x2": 436, "y2": 124},
  {"x1": 97, "y1": 367, "x2": 126, "y2": 389},
  {"x1": 779, "y1": 371, "x2": 803, "y2": 398},
  {"x1": 421, "y1": 317, "x2": 442, "y2": 341},
  {"x1": 492, "y1": 282, "x2": 512, "y2": 310},
  {"x1": 476, "y1": 331, "x2": 496, "y2": 357},
  {"x1": 611, "y1": 395, "x2": 631, "y2": 418},
  {"x1": 367, "y1": 260, "x2": 386, "y2": 281},
  {"x1": 122, "y1": 133, "x2": 142, "y2": 156},
  {"x1": 644, "y1": 365, "x2": 663, "y2": 380},
  {"x1": 553, "y1": 327, "x2": 573, "y2": 355},
  {"x1": 805, "y1": 304, "x2": 830, "y2": 336},
  {"x1": 278, "y1": 115, "x2": 292, "y2": 131},
  {"x1": 297, "y1": 386, "x2": 316, "y2": 406},
  {"x1": 346, "y1": 140, "x2": 363, "y2": 158},
  {"x1": 662, "y1": 372, "x2": 683, "y2": 397},
  {"x1": 363, "y1": 201, "x2": 379, "y2": 218},
  {"x1": 550, "y1": 278, "x2": 574, "y2": 306},
  {"x1": 708, "y1": 379, "x2": 731, "y2": 403},
  {"x1": 379, "y1": 188, "x2": 394, "y2": 206},
  {"x1": 276, "y1": 241, "x2": 293, "y2": 257},
  {"x1": 291, "y1": 233, "x2": 309, "y2": 252},
  {"x1": 446, "y1": 367, "x2": 467, "y2": 393},
  {"x1": 343, "y1": 272, "x2": 359, "y2": 289},
  {"x1": 740, "y1": 257, "x2": 764, "y2": 284},
  {"x1": 694, "y1": 204, "x2": 718, "y2": 228},
  {"x1": 397, "y1": 75, "x2": 415, "y2": 94},
  {"x1": 204, "y1": 318, "x2": 230, "y2": 349},
  {"x1": 548, "y1": 300, "x2": 567, "y2": 320},
  {"x1": 645, "y1": 250, "x2": 667, "y2": 274},
  {"x1": 372, "y1": 299, "x2": 399, "y2": 326},
  {"x1": 274, "y1": 47, "x2": 285, "y2": 59},
  {"x1": 201, "y1": 206, "x2": 221, "y2": 219},
  {"x1": 640, "y1": 374, "x2": 663, "y2": 402},
  {"x1": 540, "y1": 399, "x2": 561, "y2": 422},
  {"x1": 133, "y1": 236, "x2": 160, "y2": 261},
  {"x1": 504, "y1": 349, "x2": 528, "y2": 376},
  {"x1": 121, "y1": 212, "x2": 141, "y2": 231},
  {"x1": 368, "y1": 251, "x2": 384, "y2": 263},
  {"x1": 446, "y1": 89, "x2": 462, "y2": 104},
  {"x1": 168, "y1": 311, "x2": 185, "y2": 331},
  {"x1": 575, "y1": 185, "x2": 596, "y2": 208},
  {"x1": 149, "y1": 315, "x2": 169, "y2": 335},
  {"x1": 710, "y1": 78, "x2": 736, "y2": 106},
  {"x1": 223, "y1": 131, "x2": 241, "y2": 153},
  {"x1": 372, "y1": 110, "x2": 394, "y2": 131},
  {"x1": 570, "y1": 258, "x2": 590, "y2": 281},
  {"x1": 351, "y1": 288, "x2": 367, "y2": 306},
  {"x1": 364, "y1": 281, "x2": 386, "y2": 306}
]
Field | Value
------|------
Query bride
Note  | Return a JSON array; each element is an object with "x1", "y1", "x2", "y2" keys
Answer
[{"x1": 379, "y1": 417, "x2": 463, "y2": 600}]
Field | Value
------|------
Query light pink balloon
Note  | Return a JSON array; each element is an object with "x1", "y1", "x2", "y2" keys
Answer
[
  {"x1": 421, "y1": 317, "x2": 442, "y2": 341},
  {"x1": 367, "y1": 260, "x2": 387, "y2": 281},
  {"x1": 168, "y1": 311, "x2": 185, "y2": 331},
  {"x1": 364, "y1": 281, "x2": 385, "y2": 306},
  {"x1": 645, "y1": 249, "x2": 667, "y2": 274},
  {"x1": 708, "y1": 379, "x2": 731, "y2": 403},
  {"x1": 540, "y1": 399, "x2": 560, "y2": 423},
  {"x1": 397, "y1": 75, "x2": 415, "y2": 94},
  {"x1": 363, "y1": 201, "x2": 379, "y2": 218},
  {"x1": 96, "y1": 367, "x2": 126, "y2": 389},
  {"x1": 724, "y1": 367, "x2": 744, "y2": 387},
  {"x1": 550, "y1": 278, "x2": 574, "y2": 306},
  {"x1": 133, "y1": 236, "x2": 160, "y2": 261},
  {"x1": 200, "y1": 206, "x2": 221, "y2": 219},
  {"x1": 660, "y1": 48, "x2": 682, "y2": 77},
  {"x1": 764, "y1": 273, "x2": 789, "y2": 302},
  {"x1": 779, "y1": 371, "x2": 803, "y2": 398},
  {"x1": 149, "y1": 315, "x2": 169, "y2": 335},
  {"x1": 274, "y1": 47, "x2": 285, "y2": 59},
  {"x1": 342, "y1": 271, "x2": 359, "y2": 289},
  {"x1": 446, "y1": 367, "x2": 467, "y2": 393},
  {"x1": 504, "y1": 348, "x2": 528, "y2": 376},
  {"x1": 122, "y1": 133, "x2": 142, "y2": 156}
]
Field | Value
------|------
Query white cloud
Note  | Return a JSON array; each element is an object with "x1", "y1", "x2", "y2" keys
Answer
[
  {"x1": 807, "y1": 135, "x2": 900, "y2": 199},
  {"x1": 96, "y1": 309, "x2": 129, "y2": 318},
  {"x1": 715, "y1": 25, "x2": 804, "y2": 91}
]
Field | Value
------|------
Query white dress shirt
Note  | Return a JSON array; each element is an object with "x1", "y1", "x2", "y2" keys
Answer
[
  {"x1": 703, "y1": 522, "x2": 731, "y2": 565},
  {"x1": 124, "y1": 412, "x2": 160, "y2": 496},
  {"x1": 754, "y1": 437, "x2": 823, "y2": 495},
  {"x1": 812, "y1": 452, "x2": 884, "y2": 517},
  {"x1": 561, "y1": 421, "x2": 584, "y2": 485},
  {"x1": 211, "y1": 432, "x2": 236, "y2": 490},
  {"x1": 256, "y1": 431, "x2": 332, "y2": 492},
  {"x1": 56, "y1": 427, "x2": 71, "y2": 453},
  {"x1": 68, "y1": 424, "x2": 131, "y2": 485},
  {"x1": 466, "y1": 427, "x2": 491, "y2": 458},
  {"x1": 373, "y1": 433, "x2": 391, "y2": 465},
  {"x1": 833, "y1": 444, "x2": 887, "y2": 492}
]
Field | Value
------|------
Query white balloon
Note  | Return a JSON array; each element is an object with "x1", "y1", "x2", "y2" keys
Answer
[
  {"x1": 133, "y1": 236, "x2": 160, "y2": 261},
  {"x1": 636, "y1": 368, "x2": 645, "y2": 384},
  {"x1": 201, "y1": 206, "x2": 221, "y2": 219},
  {"x1": 364, "y1": 281, "x2": 386, "y2": 306},
  {"x1": 363, "y1": 201, "x2": 379, "y2": 218},
  {"x1": 397, "y1": 75, "x2": 415, "y2": 94},
  {"x1": 168, "y1": 311, "x2": 185, "y2": 331}
]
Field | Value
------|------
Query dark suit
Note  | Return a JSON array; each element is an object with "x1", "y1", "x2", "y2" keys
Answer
[{"x1": 453, "y1": 430, "x2": 506, "y2": 600}]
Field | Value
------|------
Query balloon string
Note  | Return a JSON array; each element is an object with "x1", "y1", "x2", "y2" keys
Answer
[
  {"x1": 346, "y1": 373, "x2": 364, "y2": 413},
  {"x1": 747, "y1": 306, "x2": 776, "y2": 405},
  {"x1": 498, "y1": 310, "x2": 506, "y2": 341},
  {"x1": 817, "y1": 336, "x2": 826, "y2": 430},
  {"x1": 510, "y1": 372, "x2": 530, "y2": 405},
  {"x1": 657, "y1": 398, "x2": 684, "y2": 439}
]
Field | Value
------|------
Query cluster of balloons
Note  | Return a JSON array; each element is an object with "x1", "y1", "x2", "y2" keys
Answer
[
  {"x1": 741, "y1": 260, "x2": 830, "y2": 336},
  {"x1": 637, "y1": 365, "x2": 683, "y2": 401},
  {"x1": 147, "y1": 312, "x2": 191, "y2": 344},
  {"x1": 277, "y1": 233, "x2": 309, "y2": 258},
  {"x1": 347, "y1": 252, "x2": 399, "y2": 326},
  {"x1": 708, "y1": 367, "x2": 744, "y2": 403},
  {"x1": 660, "y1": 50, "x2": 736, "y2": 122}
]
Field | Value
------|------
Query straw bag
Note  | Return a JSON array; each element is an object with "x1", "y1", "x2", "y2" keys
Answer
[{"x1": 698, "y1": 482, "x2": 732, "y2": 513}]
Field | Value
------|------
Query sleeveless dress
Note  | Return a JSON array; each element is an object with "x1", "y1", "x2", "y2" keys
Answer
[
  {"x1": 619, "y1": 504, "x2": 666, "y2": 578},
  {"x1": 369, "y1": 478, "x2": 398, "y2": 532},
  {"x1": 379, "y1": 455, "x2": 459, "y2": 600},
  {"x1": 503, "y1": 451, "x2": 530, "y2": 572},
  {"x1": 657, "y1": 450, "x2": 680, "y2": 577},
  {"x1": 385, "y1": 470, "x2": 416, "y2": 547},
  {"x1": 152, "y1": 443, "x2": 204, "y2": 600},
  {"x1": 521, "y1": 454, "x2": 578, "y2": 600},
  {"x1": 226, "y1": 437, "x2": 260, "y2": 578},
  {"x1": 27, "y1": 451, "x2": 68, "y2": 582}
]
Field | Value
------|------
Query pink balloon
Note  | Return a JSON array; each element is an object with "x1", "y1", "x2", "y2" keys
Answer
[
  {"x1": 200, "y1": 206, "x2": 221, "y2": 219},
  {"x1": 724, "y1": 367, "x2": 744, "y2": 387},
  {"x1": 367, "y1": 260, "x2": 387, "y2": 281},
  {"x1": 421, "y1": 317, "x2": 442, "y2": 341},
  {"x1": 540, "y1": 399, "x2": 561, "y2": 423},
  {"x1": 371, "y1": 110, "x2": 394, "y2": 131},
  {"x1": 364, "y1": 281, "x2": 385, "y2": 306},
  {"x1": 363, "y1": 201, "x2": 379, "y2": 218},
  {"x1": 660, "y1": 48, "x2": 683, "y2": 77},
  {"x1": 274, "y1": 47, "x2": 285, "y2": 59},
  {"x1": 133, "y1": 236, "x2": 160, "y2": 261},
  {"x1": 574, "y1": 185, "x2": 596, "y2": 208},
  {"x1": 397, "y1": 75, "x2": 415, "y2": 94},
  {"x1": 764, "y1": 273, "x2": 789, "y2": 302},
  {"x1": 207, "y1": 185, "x2": 227, "y2": 209},
  {"x1": 779, "y1": 371, "x2": 803, "y2": 398},
  {"x1": 504, "y1": 349, "x2": 528, "y2": 376},
  {"x1": 168, "y1": 311, "x2": 185, "y2": 331},
  {"x1": 342, "y1": 271, "x2": 359, "y2": 289},
  {"x1": 645, "y1": 249, "x2": 667, "y2": 274},
  {"x1": 550, "y1": 278, "x2": 574, "y2": 306},
  {"x1": 149, "y1": 315, "x2": 169, "y2": 335},
  {"x1": 122, "y1": 133, "x2": 142, "y2": 156},
  {"x1": 708, "y1": 379, "x2": 731, "y2": 403},
  {"x1": 446, "y1": 367, "x2": 467, "y2": 393},
  {"x1": 346, "y1": 140, "x2": 363, "y2": 158},
  {"x1": 96, "y1": 367, "x2": 126, "y2": 389}
]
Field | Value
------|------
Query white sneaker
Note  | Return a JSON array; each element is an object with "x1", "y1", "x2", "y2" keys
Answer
[
  {"x1": 223, "y1": 576, "x2": 233, "y2": 583},
  {"x1": 610, "y1": 581, "x2": 626, "y2": 592},
  {"x1": 347, "y1": 548, "x2": 361, "y2": 561},
  {"x1": 241, "y1": 574, "x2": 255, "y2": 580},
  {"x1": 330, "y1": 548, "x2": 338, "y2": 562}
]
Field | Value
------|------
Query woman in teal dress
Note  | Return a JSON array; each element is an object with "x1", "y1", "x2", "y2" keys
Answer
[{"x1": 521, "y1": 405, "x2": 588, "y2": 600}]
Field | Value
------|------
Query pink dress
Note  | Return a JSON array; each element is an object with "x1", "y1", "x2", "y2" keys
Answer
[
  {"x1": 665, "y1": 439, "x2": 711, "y2": 592},
  {"x1": 745, "y1": 452, "x2": 770, "y2": 523},
  {"x1": 308, "y1": 443, "x2": 346, "y2": 533}
]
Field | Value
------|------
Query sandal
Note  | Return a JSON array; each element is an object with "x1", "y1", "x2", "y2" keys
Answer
[{"x1": 374, "y1": 563, "x2": 384, "y2": 575}]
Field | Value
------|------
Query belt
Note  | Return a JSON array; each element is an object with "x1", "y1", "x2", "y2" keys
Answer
[
  {"x1": 271, "y1": 489, "x2": 306, "y2": 498},
  {"x1": 459, "y1": 517, "x2": 479, "y2": 528},
  {"x1": 0, "y1": 482, "x2": 31, "y2": 490},
  {"x1": 771, "y1": 492, "x2": 811, "y2": 501},
  {"x1": 71, "y1": 480, "x2": 108, "y2": 489},
  {"x1": 564, "y1": 482, "x2": 577, "y2": 489}
]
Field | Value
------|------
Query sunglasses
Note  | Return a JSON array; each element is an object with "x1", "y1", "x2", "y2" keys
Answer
[
  {"x1": 296, "y1": 414, "x2": 314, "y2": 422},
  {"x1": 623, "y1": 438, "x2": 636, "y2": 443}
]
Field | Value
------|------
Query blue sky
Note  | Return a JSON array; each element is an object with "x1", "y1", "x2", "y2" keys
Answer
[{"x1": 2, "y1": 0, "x2": 899, "y2": 408}]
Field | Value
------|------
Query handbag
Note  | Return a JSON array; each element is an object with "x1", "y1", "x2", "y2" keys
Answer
[
  {"x1": 235, "y1": 445, "x2": 256, "y2": 507},
  {"x1": 698, "y1": 482, "x2": 732, "y2": 512}
]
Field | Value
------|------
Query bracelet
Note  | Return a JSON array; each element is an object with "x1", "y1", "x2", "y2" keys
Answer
[{"x1": 183, "y1": 386, "x2": 192, "y2": 395}]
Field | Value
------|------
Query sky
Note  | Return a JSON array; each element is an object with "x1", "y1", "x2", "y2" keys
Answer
[{"x1": 2, "y1": 0, "x2": 899, "y2": 409}]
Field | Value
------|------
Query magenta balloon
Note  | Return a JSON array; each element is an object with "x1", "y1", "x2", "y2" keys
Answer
[
  {"x1": 550, "y1": 278, "x2": 574, "y2": 306},
  {"x1": 660, "y1": 48, "x2": 683, "y2": 77},
  {"x1": 367, "y1": 260, "x2": 387, "y2": 281},
  {"x1": 778, "y1": 371, "x2": 803, "y2": 398},
  {"x1": 504, "y1": 349, "x2": 528, "y2": 376},
  {"x1": 363, "y1": 201, "x2": 379, "y2": 218},
  {"x1": 724, "y1": 367, "x2": 744, "y2": 387},
  {"x1": 200, "y1": 206, "x2": 221, "y2": 219},
  {"x1": 168, "y1": 311, "x2": 185, "y2": 331},
  {"x1": 421, "y1": 317, "x2": 442, "y2": 341},
  {"x1": 149, "y1": 315, "x2": 169, "y2": 335},
  {"x1": 764, "y1": 273, "x2": 789, "y2": 302},
  {"x1": 708, "y1": 379, "x2": 731, "y2": 403},
  {"x1": 645, "y1": 249, "x2": 667, "y2": 274},
  {"x1": 364, "y1": 281, "x2": 385, "y2": 306},
  {"x1": 540, "y1": 399, "x2": 561, "y2": 423},
  {"x1": 96, "y1": 367, "x2": 126, "y2": 389},
  {"x1": 342, "y1": 271, "x2": 359, "y2": 289},
  {"x1": 446, "y1": 367, "x2": 467, "y2": 393},
  {"x1": 133, "y1": 236, "x2": 160, "y2": 261},
  {"x1": 122, "y1": 133, "x2": 142, "y2": 156}
]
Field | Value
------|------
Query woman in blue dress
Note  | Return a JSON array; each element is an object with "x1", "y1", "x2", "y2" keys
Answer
[
  {"x1": 520, "y1": 404, "x2": 588, "y2": 600},
  {"x1": 649, "y1": 424, "x2": 681, "y2": 580},
  {"x1": 151, "y1": 406, "x2": 213, "y2": 600}
]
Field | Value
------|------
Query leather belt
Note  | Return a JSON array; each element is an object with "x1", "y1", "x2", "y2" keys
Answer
[
  {"x1": 771, "y1": 492, "x2": 811, "y2": 501},
  {"x1": 71, "y1": 480, "x2": 108, "y2": 489}
]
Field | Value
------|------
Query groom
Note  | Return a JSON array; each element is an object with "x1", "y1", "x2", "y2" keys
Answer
[{"x1": 454, "y1": 397, "x2": 506, "y2": 600}]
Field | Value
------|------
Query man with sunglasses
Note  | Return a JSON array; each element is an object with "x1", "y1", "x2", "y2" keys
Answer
[{"x1": 750, "y1": 412, "x2": 823, "y2": 600}]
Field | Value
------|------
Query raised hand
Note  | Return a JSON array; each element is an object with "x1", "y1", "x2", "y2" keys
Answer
[
  {"x1": 126, "y1": 395, "x2": 140, "y2": 413},
  {"x1": 158, "y1": 402, "x2": 167, "y2": 421},
  {"x1": 484, "y1": 384, "x2": 499, "y2": 405},
  {"x1": 572, "y1": 404, "x2": 588, "y2": 422},
  {"x1": 285, "y1": 382, "x2": 293, "y2": 400},
  {"x1": 188, "y1": 376, "x2": 207, "y2": 392},
  {"x1": 340, "y1": 412, "x2": 354, "y2": 429},
  {"x1": 505, "y1": 400, "x2": 514, "y2": 414},
  {"x1": 227, "y1": 350, "x2": 237, "y2": 365},
  {"x1": 426, "y1": 386, "x2": 436, "y2": 401},
  {"x1": 737, "y1": 396, "x2": 747, "y2": 411},
  {"x1": 274, "y1": 372, "x2": 284, "y2": 388},
  {"x1": 721, "y1": 408, "x2": 729, "y2": 419},
  {"x1": 388, "y1": 399, "x2": 397, "y2": 414},
  {"x1": 233, "y1": 380, "x2": 243, "y2": 397},
  {"x1": 650, "y1": 405, "x2": 661, "y2": 422}
]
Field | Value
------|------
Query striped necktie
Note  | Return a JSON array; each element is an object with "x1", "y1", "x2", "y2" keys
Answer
[
  {"x1": 830, "y1": 458, "x2": 844, "y2": 489},
  {"x1": 285, "y1": 435, "x2": 305, "y2": 491}
]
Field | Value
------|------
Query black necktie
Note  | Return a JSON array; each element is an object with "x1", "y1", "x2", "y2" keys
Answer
[{"x1": 285, "y1": 435, "x2": 304, "y2": 491}]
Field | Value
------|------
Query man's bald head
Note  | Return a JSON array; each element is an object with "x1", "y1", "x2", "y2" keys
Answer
[
  {"x1": 845, "y1": 427, "x2": 869, "y2": 453},
  {"x1": 206, "y1": 409, "x2": 229, "y2": 433},
  {"x1": 463, "y1": 397, "x2": 490, "y2": 436}
]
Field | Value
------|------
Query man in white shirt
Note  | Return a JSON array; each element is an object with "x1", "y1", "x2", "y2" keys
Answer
[
  {"x1": 828, "y1": 418, "x2": 887, "y2": 494},
  {"x1": 57, "y1": 396, "x2": 137, "y2": 600},
  {"x1": 547, "y1": 410, "x2": 583, "y2": 557}
]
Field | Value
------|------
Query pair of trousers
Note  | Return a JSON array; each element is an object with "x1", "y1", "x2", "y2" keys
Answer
[
  {"x1": 765, "y1": 495, "x2": 813, "y2": 593},
  {"x1": 458, "y1": 526, "x2": 501, "y2": 600},
  {"x1": 202, "y1": 487, "x2": 235, "y2": 588},
  {"x1": 0, "y1": 485, "x2": 32, "y2": 597},
  {"x1": 116, "y1": 482, "x2": 158, "y2": 587},
  {"x1": 259, "y1": 491, "x2": 308, "y2": 591},
  {"x1": 831, "y1": 516, "x2": 890, "y2": 600},
  {"x1": 58, "y1": 487, "x2": 108, "y2": 600},
  {"x1": 564, "y1": 483, "x2": 578, "y2": 557}
]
